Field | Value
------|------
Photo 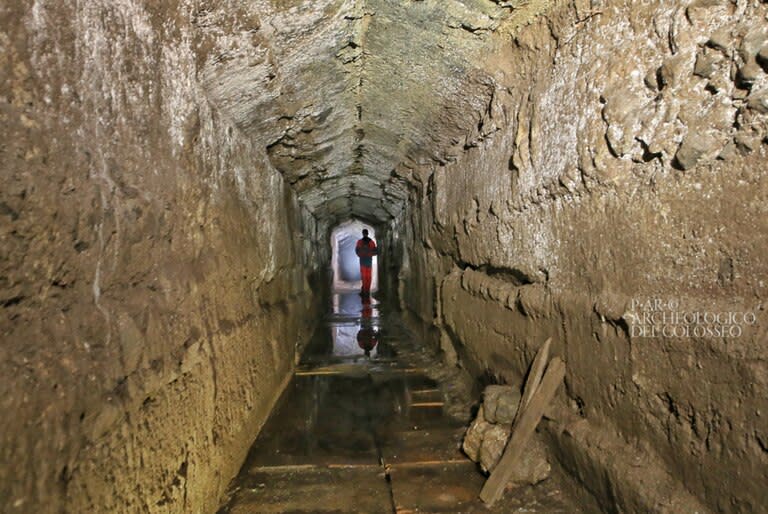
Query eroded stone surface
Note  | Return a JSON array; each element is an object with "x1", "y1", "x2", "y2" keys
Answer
[
  {"x1": 195, "y1": 0, "x2": 531, "y2": 228},
  {"x1": 3, "y1": 0, "x2": 768, "y2": 512},
  {"x1": 399, "y1": 1, "x2": 768, "y2": 513},
  {"x1": 1, "y1": 1, "x2": 319, "y2": 512}
]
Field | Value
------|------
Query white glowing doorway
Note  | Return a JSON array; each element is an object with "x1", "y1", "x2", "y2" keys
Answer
[{"x1": 331, "y1": 220, "x2": 378, "y2": 293}]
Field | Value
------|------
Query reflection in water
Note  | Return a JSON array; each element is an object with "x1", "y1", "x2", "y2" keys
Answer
[
  {"x1": 332, "y1": 293, "x2": 380, "y2": 317},
  {"x1": 220, "y1": 284, "x2": 590, "y2": 514},
  {"x1": 358, "y1": 295, "x2": 379, "y2": 356},
  {"x1": 332, "y1": 324, "x2": 372, "y2": 357},
  {"x1": 361, "y1": 295, "x2": 373, "y2": 318},
  {"x1": 331, "y1": 293, "x2": 381, "y2": 358},
  {"x1": 356, "y1": 326, "x2": 379, "y2": 356}
]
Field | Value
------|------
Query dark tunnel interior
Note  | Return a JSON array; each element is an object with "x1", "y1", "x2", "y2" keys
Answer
[{"x1": 2, "y1": 1, "x2": 767, "y2": 513}]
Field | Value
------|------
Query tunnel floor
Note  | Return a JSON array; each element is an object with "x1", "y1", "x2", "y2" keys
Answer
[{"x1": 217, "y1": 293, "x2": 594, "y2": 513}]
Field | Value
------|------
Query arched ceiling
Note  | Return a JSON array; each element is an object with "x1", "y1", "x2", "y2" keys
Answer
[{"x1": 196, "y1": 0, "x2": 540, "y2": 223}]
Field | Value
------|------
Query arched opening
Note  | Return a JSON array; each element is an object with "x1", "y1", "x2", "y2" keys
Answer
[{"x1": 330, "y1": 220, "x2": 379, "y2": 294}]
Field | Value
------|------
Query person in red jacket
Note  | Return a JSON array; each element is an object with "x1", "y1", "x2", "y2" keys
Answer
[{"x1": 355, "y1": 229, "x2": 378, "y2": 296}]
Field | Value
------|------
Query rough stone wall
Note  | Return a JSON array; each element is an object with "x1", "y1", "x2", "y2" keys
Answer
[
  {"x1": 1, "y1": 1, "x2": 317, "y2": 512},
  {"x1": 401, "y1": 1, "x2": 768, "y2": 512}
]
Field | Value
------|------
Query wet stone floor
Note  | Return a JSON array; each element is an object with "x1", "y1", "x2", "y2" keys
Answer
[{"x1": 218, "y1": 293, "x2": 593, "y2": 513}]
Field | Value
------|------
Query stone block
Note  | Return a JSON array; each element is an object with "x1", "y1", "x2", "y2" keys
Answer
[
  {"x1": 707, "y1": 28, "x2": 732, "y2": 52},
  {"x1": 483, "y1": 385, "x2": 521, "y2": 424},
  {"x1": 747, "y1": 88, "x2": 768, "y2": 114},
  {"x1": 659, "y1": 54, "x2": 690, "y2": 89},
  {"x1": 674, "y1": 132, "x2": 718, "y2": 170},
  {"x1": 479, "y1": 423, "x2": 512, "y2": 472},
  {"x1": 738, "y1": 60, "x2": 764, "y2": 88},
  {"x1": 462, "y1": 405, "x2": 490, "y2": 461},
  {"x1": 477, "y1": 423, "x2": 552, "y2": 486},
  {"x1": 740, "y1": 27, "x2": 768, "y2": 61},
  {"x1": 694, "y1": 50, "x2": 724, "y2": 79}
]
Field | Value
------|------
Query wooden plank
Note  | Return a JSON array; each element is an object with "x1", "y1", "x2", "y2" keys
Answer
[
  {"x1": 479, "y1": 357, "x2": 566, "y2": 506},
  {"x1": 512, "y1": 337, "x2": 552, "y2": 426}
]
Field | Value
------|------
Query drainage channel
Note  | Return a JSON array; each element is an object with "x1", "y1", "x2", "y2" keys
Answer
[{"x1": 217, "y1": 293, "x2": 592, "y2": 513}]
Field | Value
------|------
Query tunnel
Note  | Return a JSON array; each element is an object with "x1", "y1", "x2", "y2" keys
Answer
[
  {"x1": 1, "y1": 0, "x2": 767, "y2": 512},
  {"x1": 331, "y1": 220, "x2": 379, "y2": 293}
]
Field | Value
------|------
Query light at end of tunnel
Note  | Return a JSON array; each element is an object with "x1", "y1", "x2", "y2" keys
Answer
[{"x1": 331, "y1": 220, "x2": 379, "y2": 293}]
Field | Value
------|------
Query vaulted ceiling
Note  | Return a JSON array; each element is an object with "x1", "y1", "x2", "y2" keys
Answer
[{"x1": 197, "y1": 0, "x2": 539, "y2": 224}]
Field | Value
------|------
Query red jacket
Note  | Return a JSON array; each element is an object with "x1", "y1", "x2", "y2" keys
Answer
[{"x1": 355, "y1": 237, "x2": 377, "y2": 267}]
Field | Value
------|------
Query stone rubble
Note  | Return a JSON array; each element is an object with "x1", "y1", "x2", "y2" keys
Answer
[{"x1": 463, "y1": 387, "x2": 551, "y2": 485}]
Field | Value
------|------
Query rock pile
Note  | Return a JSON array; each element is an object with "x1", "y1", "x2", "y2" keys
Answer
[{"x1": 462, "y1": 385, "x2": 551, "y2": 485}]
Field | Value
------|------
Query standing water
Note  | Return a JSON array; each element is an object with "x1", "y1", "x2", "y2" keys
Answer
[{"x1": 217, "y1": 293, "x2": 596, "y2": 513}]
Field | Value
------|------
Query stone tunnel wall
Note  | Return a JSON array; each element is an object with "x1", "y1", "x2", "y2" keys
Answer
[
  {"x1": 1, "y1": 1, "x2": 320, "y2": 512},
  {"x1": 401, "y1": 1, "x2": 767, "y2": 512}
]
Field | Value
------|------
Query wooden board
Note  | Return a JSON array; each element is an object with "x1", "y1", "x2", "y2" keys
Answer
[
  {"x1": 479, "y1": 357, "x2": 566, "y2": 506},
  {"x1": 512, "y1": 337, "x2": 552, "y2": 426}
]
